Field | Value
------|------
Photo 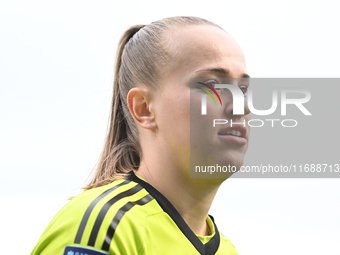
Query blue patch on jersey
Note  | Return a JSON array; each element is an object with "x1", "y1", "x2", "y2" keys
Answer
[{"x1": 63, "y1": 245, "x2": 110, "y2": 255}]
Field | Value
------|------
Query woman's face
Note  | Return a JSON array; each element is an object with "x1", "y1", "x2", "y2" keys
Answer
[{"x1": 152, "y1": 25, "x2": 251, "y2": 180}]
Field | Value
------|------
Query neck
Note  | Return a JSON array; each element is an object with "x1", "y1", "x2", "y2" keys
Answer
[{"x1": 136, "y1": 158, "x2": 222, "y2": 236}]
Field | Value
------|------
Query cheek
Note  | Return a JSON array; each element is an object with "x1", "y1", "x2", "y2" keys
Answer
[
  {"x1": 190, "y1": 93, "x2": 220, "y2": 136},
  {"x1": 157, "y1": 89, "x2": 191, "y2": 141},
  {"x1": 157, "y1": 90, "x2": 192, "y2": 168},
  {"x1": 189, "y1": 91, "x2": 222, "y2": 159}
]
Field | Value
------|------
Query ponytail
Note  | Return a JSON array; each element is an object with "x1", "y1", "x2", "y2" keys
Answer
[{"x1": 84, "y1": 25, "x2": 144, "y2": 189}]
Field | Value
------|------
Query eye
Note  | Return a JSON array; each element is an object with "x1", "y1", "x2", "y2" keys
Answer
[{"x1": 204, "y1": 80, "x2": 221, "y2": 90}]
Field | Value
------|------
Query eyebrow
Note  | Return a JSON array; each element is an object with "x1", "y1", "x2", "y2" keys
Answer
[{"x1": 194, "y1": 67, "x2": 250, "y2": 78}]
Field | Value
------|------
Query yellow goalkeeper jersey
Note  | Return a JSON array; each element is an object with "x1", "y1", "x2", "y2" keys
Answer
[{"x1": 31, "y1": 170, "x2": 238, "y2": 255}]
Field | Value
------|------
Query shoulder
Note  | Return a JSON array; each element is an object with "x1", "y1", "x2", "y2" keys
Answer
[
  {"x1": 216, "y1": 231, "x2": 239, "y2": 255},
  {"x1": 31, "y1": 178, "x2": 161, "y2": 255}
]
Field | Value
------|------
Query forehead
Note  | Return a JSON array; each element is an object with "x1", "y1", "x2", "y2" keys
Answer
[{"x1": 164, "y1": 25, "x2": 246, "y2": 78}]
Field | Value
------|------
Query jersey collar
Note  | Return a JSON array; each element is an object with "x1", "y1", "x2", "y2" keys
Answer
[{"x1": 127, "y1": 170, "x2": 220, "y2": 255}]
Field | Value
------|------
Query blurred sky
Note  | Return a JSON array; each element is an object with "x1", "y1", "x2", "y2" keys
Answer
[{"x1": 0, "y1": 0, "x2": 339, "y2": 254}]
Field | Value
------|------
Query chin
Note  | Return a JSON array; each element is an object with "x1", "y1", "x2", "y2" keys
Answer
[
  {"x1": 219, "y1": 154, "x2": 245, "y2": 167},
  {"x1": 216, "y1": 158, "x2": 244, "y2": 175}
]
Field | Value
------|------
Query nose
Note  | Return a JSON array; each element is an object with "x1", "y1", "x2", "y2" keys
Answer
[
  {"x1": 224, "y1": 94, "x2": 251, "y2": 117},
  {"x1": 243, "y1": 95, "x2": 251, "y2": 115}
]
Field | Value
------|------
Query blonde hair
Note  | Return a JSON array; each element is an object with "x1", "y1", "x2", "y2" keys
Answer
[{"x1": 84, "y1": 16, "x2": 222, "y2": 190}]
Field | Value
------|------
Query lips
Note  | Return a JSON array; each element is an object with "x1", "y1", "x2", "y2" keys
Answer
[{"x1": 218, "y1": 124, "x2": 247, "y2": 139}]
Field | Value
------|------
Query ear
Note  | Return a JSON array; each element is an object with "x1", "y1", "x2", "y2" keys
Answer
[{"x1": 127, "y1": 87, "x2": 157, "y2": 130}]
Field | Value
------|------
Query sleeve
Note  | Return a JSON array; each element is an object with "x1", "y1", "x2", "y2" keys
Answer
[{"x1": 31, "y1": 201, "x2": 147, "y2": 255}]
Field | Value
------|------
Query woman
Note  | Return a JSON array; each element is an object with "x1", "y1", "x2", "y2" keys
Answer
[{"x1": 31, "y1": 16, "x2": 250, "y2": 255}]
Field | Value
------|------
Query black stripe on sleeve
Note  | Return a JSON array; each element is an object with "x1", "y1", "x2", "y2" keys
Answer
[
  {"x1": 101, "y1": 194, "x2": 154, "y2": 251},
  {"x1": 74, "y1": 180, "x2": 131, "y2": 244},
  {"x1": 87, "y1": 184, "x2": 144, "y2": 247}
]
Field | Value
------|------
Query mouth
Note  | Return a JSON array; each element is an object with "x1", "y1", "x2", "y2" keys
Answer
[
  {"x1": 219, "y1": 130, "x2": 243, "y2": 137},
  {"x1": 218, "y1": 126, "x2": 247, "y2": 145}
]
